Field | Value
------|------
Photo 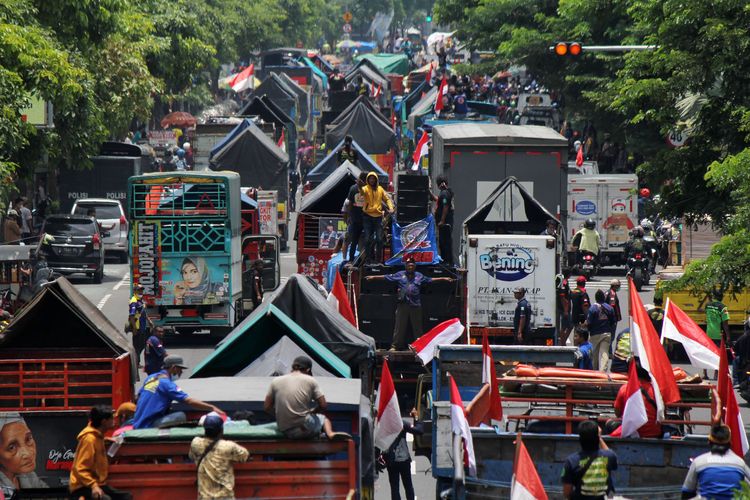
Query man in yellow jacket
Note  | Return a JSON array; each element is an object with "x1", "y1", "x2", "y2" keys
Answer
[
  {"x1": 360, "y1": 172, "x2": 394, "y2": 263},
  {"x1": 69, "y1": 406, "x2": 132, "y2": 499}
]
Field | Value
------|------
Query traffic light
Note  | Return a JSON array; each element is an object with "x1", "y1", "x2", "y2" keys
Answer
[
  {"x1": 552, "y1": 42, "x2": 582, "y2": 56},
  {"x1": 426, "y1": 14, "x2": 432, "y2": 22}
]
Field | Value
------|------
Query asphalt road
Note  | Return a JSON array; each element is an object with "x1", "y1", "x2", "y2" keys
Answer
[{"x1": 77, "y1": 250, "x2": 722, "y2": 500}]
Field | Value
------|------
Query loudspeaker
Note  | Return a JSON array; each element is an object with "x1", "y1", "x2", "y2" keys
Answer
[
  {"x1": 397, "y1": 174, "x2": 429, "y2": 190},
  {"x1": 396, "y1": 204, "x2": 430, "y2": 224}
]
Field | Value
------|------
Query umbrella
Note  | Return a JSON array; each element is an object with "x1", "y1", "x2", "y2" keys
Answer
[
  {"x1": 336, "y1": 39, "x2": 359, "y2": 49},
  {"x1": 160, "y1": 111, "x2": 197, "y2": 129}
]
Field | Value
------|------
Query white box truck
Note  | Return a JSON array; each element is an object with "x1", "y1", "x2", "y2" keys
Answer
[
  {"x1": 466, "y1": 235, "x2": 557, "y2": 344},
  {"x1": 567, "y1": 174, "x2": 638, "y2": 266}
]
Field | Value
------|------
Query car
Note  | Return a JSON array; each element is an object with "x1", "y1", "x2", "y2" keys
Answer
[
  {"x1": 71, "y1": 198, "x2": 128, "y2": 263},
  {"x1": 38, "y1": 214, "x2": 105, "y2": 283}
]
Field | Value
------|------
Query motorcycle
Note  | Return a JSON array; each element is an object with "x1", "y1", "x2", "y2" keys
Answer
[
  {"x1": 627, "y1": 250, "x2": 650, "y2": 291},
  {"x1": 578, "y1": 250, "x2": 599, "y2": 280}
]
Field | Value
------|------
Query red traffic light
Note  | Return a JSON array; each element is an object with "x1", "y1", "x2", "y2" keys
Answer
[{"x1": 552, "y1": 42, "x2": 582, "y2": 56}]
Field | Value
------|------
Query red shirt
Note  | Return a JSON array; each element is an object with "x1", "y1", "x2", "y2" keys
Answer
[{"x1": 614, "y1": 380, "x2": 662, "y2": 438}]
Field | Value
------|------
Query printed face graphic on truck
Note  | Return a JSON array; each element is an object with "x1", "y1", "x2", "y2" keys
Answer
[{"x1": 479, "y1": 247, "x2": 536, "y2": 281}]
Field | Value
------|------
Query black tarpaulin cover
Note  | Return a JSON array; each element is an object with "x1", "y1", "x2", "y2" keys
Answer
[
  {"x1": 210, "y1": 121, "x2": 289, "y2": 200},
  {"x1": 253, "y1": 73, "x2": 299, "y2": 124},
  {"x1": 277, "y1": 72, "x2": 310, "y2": 127},
  {"x1": 218, "y1": 274, "x2": 375, "y2": 367},
  {"x1": 305, "y1": 139, "x2": 388, "y2": 185},
  {"x1": 299, "y1": 160, "x2": 361, "y2": 214},
  {"x1": 325, "y1": 97, "x2": 395, "y2": 154}
]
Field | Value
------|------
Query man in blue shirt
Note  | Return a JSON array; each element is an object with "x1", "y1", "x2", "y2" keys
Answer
[
  {"x1": 144, "y1": 326, "x2": 167, "y2": 375},
  {"x1": 132, "y1": 355, "x2": 224, "y2": 429},
  {"x1": 128, "y1": 284, "x2": 153, "y2": 367},
  {"x1": 513, "y1": 287, "x2": 532, "y2": 344},
  {"x1": 586, "y1": 289, "x2": 617, "y2": 371},
  {"x1": 573, "y1": 327, "x2": 593, "y2": 370},
  {"x1": 365, "y1": 257, "x2": 453, "y2": 351},
  {"x1": 682, "y1": 424, "x2": 750, "y2": 500}
]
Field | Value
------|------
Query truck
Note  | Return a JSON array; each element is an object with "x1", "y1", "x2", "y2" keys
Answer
[
  {"x1": 430, "y1": 123, "x2": 569, "y2": 260},
  {"x1": 567, "y1": 174, "x2": 638, "y2": 266},
  {"x1": 58, "y1": 141, "x2": 153, "y2": 212}
]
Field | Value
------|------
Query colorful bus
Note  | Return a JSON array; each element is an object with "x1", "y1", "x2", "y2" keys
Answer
[{"x1": 128, "y1": 171, "x2": 278, "y2": 335}]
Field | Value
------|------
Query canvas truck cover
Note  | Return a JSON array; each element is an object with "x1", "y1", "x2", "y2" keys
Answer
[
  {"x1": 432, "y1": 123, "x2": 568, "y2": 260},
  {"x1": 325, "y1": 98, "x2": 396, "y2": 154},
  {"x1": 305, "y1": 140, "x2": 388, "y2": 185}
]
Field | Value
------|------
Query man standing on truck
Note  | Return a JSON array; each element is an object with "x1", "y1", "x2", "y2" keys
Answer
[
  {"x1": 69, "y1": 406, "x2": 133, "y2": 500},
  {"x1": 361, "y1": 171, "x2": 394, "y2": 263},
  {"x1": 432, "y1": 176, "x2": 455, "y2": 266},
  {"x1": 128, "y1": 284, "x2": 153, "y2": 368},
  {"x1": 132, "y1": 355, "x2": 224, "y2": 429},
  {"x1": 189, "y1": 413, "x2": 249, "y2": 500},
  {"x1": 337, "y1": 135, "x2": 359, "y2": 165},
  {"x1": 513, "y1": 287, "x2": 532, "y2": 344},
  {"x1": 264, "y1": 356, "x2": 338, "y2": 440},
  {"x1": 705, "y1": 290, "x2": 731, "y2": 380},
  {"x1": 343, "y1": 172, "x2": 367, "y2": 263}
]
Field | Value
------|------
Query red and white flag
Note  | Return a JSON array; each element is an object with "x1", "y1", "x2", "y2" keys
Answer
[
  {"x1": 434, "y1": 76, "x2": 448, "y2": 113},
  {"x1": 575, "y1": 146, "x2": 584, "y2": 167},
  {"x1": 276, "y1": 129, "x2": 286, "y2": 152},
  {"x1": 426, "y1": 62, "x2": 433, "y2": 83},
  {"x1": 327, "y1": 271, "x2": 357, "y2": 327},
  {"x1": 510, "y1": 436, "x2": 547, "y2": 500},
  {"x1": 411, "y1": 131, "x2": 429, "y2": 171},
  {"x1": 661, "y1": 299, "x2": 720, "y2": 370},
  {"x1": 481, "y1": 333, "x2": 503, "y2": 426},
  {"x1": 372, "y1": 84, "x2": 382, "y2": 98},
  {"x1": 373, "y1": 360, "x2": 403, "y2": 451},
  {"x1": 718, "y1": 339, "x2": 749, "y2": 456},
  {"x1": 450, "y1": 375, "x2": 476, "y2": 476},
  {"x1": 229, "y1": 64, "x2": 255, "y2": 93},
  {"x1": 629, "y1": 278, "x2": 680, "y2": 420},
  {"x1": 618, "y1": 359, "x2": 649, "y2": 438},
  {"x1": 410, "y1": 318, "x2": 464, "y2": 365}
]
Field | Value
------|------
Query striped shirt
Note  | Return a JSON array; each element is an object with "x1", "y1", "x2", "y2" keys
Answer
[{"x1": 682, "y1": 450, "x2": 750, "y2": 500}]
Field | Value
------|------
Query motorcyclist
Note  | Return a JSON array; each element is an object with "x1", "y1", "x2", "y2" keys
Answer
[
  {"x1": 624, "y1": 226, "x2": 647, "y2": 262},
  {"x1": 640, "y1": 219, "x2": 659, "y2": 273},
  {"x1": 571, "y1": 219, "x2": 601, "y2": 266}
]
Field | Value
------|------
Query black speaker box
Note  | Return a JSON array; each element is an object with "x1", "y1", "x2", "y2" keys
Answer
[
  {"x1": 397, "y1": 205, "x2": 430, "y2": 223},
  {"x1": 397, "y1": 174, "x2": 429, "y2": 190}
]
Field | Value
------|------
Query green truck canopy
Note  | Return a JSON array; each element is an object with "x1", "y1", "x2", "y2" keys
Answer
[{"x1": 354, "y1": 53, "x2": 410, "y2": 75}]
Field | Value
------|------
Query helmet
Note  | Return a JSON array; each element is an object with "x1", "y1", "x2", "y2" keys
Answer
[
  {"x1": 633, "y1": 226, "x2": 644, "y2": 237},
  {"x1": 640, "y1": 187, "x2": 651, "y2": 198},
  {"x1": 182, "y1": 142, "x2": 190, "y2": 151},
  {"x1": 640, "y1": 219, "x2": 653, "y2": 231},
  {"x1": 584, "y1": 218, "x2": 596, "y2": 230}
]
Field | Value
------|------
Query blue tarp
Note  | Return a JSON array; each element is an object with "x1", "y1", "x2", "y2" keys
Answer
[
  {"x1": 302, "y1": 57, "x2": 328, "y2": 90},
  {"x1": 208, "y1": 119, "x2": 252, "y2": 160},
  {"x1": 386, "y1": 214, "x2": 442, "y2": 266}
]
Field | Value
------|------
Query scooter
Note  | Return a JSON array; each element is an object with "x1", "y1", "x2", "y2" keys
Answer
[{"x1": 627, "y1": 251, "x2": 650, "y2": 291}]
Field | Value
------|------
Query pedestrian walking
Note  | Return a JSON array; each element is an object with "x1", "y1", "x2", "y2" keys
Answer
[
  {"x1": 365, "y1": 257, "x2": 453, "y2": 351},
  {"x1": 682, "y1": 424, "x2": 750, "y2": 500},
  {"x1": 15, "y1": 198, "x2": 32, "y2": 242},
  {"x1": 570, "y1": 277, "x2": 591, "y2": 327},
  {"x1": 128, "y1": 284, "x2": 152, "y2": 368},
  {"x1": 383, "y1": 408, "x2": 423, "y2": 500},
  {"x1": 3, "y1": 210, "x2": 21, "y2": 244},
  {"x1": 144, "y1": 326, "x2": 167, "y2": 375},
  {"x1": 289, "y1": 168, "x2": 300, "y2": 212},
  {"x1": 69, "y1": 406, "x2": 133, "y2": 500},
  {"x1": 573, "y1": 327, "x2": 593, "y2": 370},
  {"x1": 606, "y1": 279, "x2": 622, "y2": 324},
  {"x1": 263, "y1": 356, "x2": 337, "y2": 440},
  {"x1": 585, "y1": 290, "x2": 616, "y2": 371},
  {"x1": 513, "y1": 287, "x2": 532, "y2": 344},
  {"x1": 705, "y1": 290, "x2": 731, "y2": 380},
  {"x1": 189, "y1": 413, "x2": 249, "y2": 500}
]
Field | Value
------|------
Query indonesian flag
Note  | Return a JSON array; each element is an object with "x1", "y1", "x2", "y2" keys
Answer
[
  {"x1": 575, "y1": 145, "x2": 584, "y2": 167},
  {"x1": 434, "y1": 76, "x2": 447, "y2": 113},
  {"x1": 510, "y1": 436, "x2": 547, "y2": 500},
  {"x1": 662, "y1": 299, "x2": 720, "y2": 370},
  {"x1": 629, "y1": 278, "x2": 680, "y2": 420},
  {"x1": 229, "y1": 64, "x2": 255, "y2": 93},
  {"x1": 372, "y1": 84, "x2": 382, "y2": 98},
  {"x1": 411, "y1": 131, "x2": 429, "y2": 172},
  {"x1": 373, "y1": 360, "x2": 403, "y2": 451},
  {"x1": 277, "y1": 129, "x2": 286, "y2": 152},
  {"x1": 327, "y1": 271, "x2": 357, "y2": 327},
  {"x1": 481, "y1": 333, "x2": 502, "y2": 426},
  {"x1": 450, "y1": 375, "x2": 476, "y2": 476},
  {"x1": 617, "y1": 359, "x2": 650, "y2": 438},
  {"x1": 718, "y1": 339, "x2": 749, "y2": 456},
  {"x1": 410, "y1": 318, "x2": 464, "y2": 365}
]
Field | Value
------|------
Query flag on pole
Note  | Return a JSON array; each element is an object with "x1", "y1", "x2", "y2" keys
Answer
[
  {"x1": 373, "y1": 360, "x2": 403, "y2": 451},
  {"x1": 661, "y1": 299, "x2": 720, "y2": 370},
  {"x1": 410, "y1": 318, "x2": 464, "y2": 365},
  {"x1": 229, "y1": 64, "x2": 255, "y2": 93},
  {"x1": 575, "y1": 145, "x2": 584, "y2": 167},
  {"x1": 277, "y1": 129, "x2": 286, "y2": 152},
  {"x1": 629, "y1": 278, "x2": 680, "y2": 420},
  {"x1": 510, "y1": 435, "x2": 548, "y2": 500},
  {"x1": 617, "y1": 359, "x2": 649, "y2": 438},
  {"x1": 717, "y1": 339, "x2": 749, "y2": 456},
  {"x1": 481, "y1": 333, "x2": 503, "y2": 426},
  {"x1": 411, "y1": 131, "x2": 429, "y2": 172},
  {"x1": 434, "y1": 77, "x2": 447, "y2": 113},
  {"x1": 372, "y1": 84, "x2": 382, "y2": 98},
  {"x1": 327, "y1": 271, "x2": 357, "y2": 327},
  {"x1": 450, "y1": 375, "x2": 476, "y2": 476}
]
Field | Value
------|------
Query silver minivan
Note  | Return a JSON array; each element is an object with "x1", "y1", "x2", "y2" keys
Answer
[{"x1": 71, "y1": 198, "x2": 128, "y2": 263}]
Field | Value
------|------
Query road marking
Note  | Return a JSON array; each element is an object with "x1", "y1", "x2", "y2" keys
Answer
[
  {"x1": 406, "y1": 433, "x2": 413, "y2": 442},
  {"x1": 113, "y1": 274, "x2": 130, "y2": 291},
  {"x1": 97, "y1": 294, "x2": 112, "y2": 310},
  {"x1": 281, "y1": 254, "x2": 296, "y2": 259},
  {"x1": 411, "y1": 461, "x2": 416, "y2": 476}
]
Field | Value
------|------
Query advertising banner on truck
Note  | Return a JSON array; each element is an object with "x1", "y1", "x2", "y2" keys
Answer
[
  {"x1": 467, "y1": 236, "x2": 556, "y2": 330},
  {"x1": 257, "y1": 192, "x2": 278, "y2": 236},
  {"x1": 386, "y1": 214, "x2": 442, "y2": 265},
  {"x1": 158, "y1": 255, "x2": 230, "y2": 305},
  {"x1": 132, "y1": 221, "x2": 162, "y2": 297}
]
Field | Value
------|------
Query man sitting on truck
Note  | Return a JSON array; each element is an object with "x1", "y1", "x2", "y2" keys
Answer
[
  {"x1": 264, "y1": 356, "x2": 337, "y2": 440},
  {"x1": 132, "y1": 355, "x2": 224, "y2": 429},
  {"x1": 613, "y1": 359, "x2": 662, "y2": 438}
]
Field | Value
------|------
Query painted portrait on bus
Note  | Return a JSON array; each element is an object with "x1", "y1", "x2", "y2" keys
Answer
[
  {"x1": 172, "y1": 257, "x2": 227, "y2": 305},
  {"x1": 0, "y1": 413, "x2": 47, "y2": 497}
]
